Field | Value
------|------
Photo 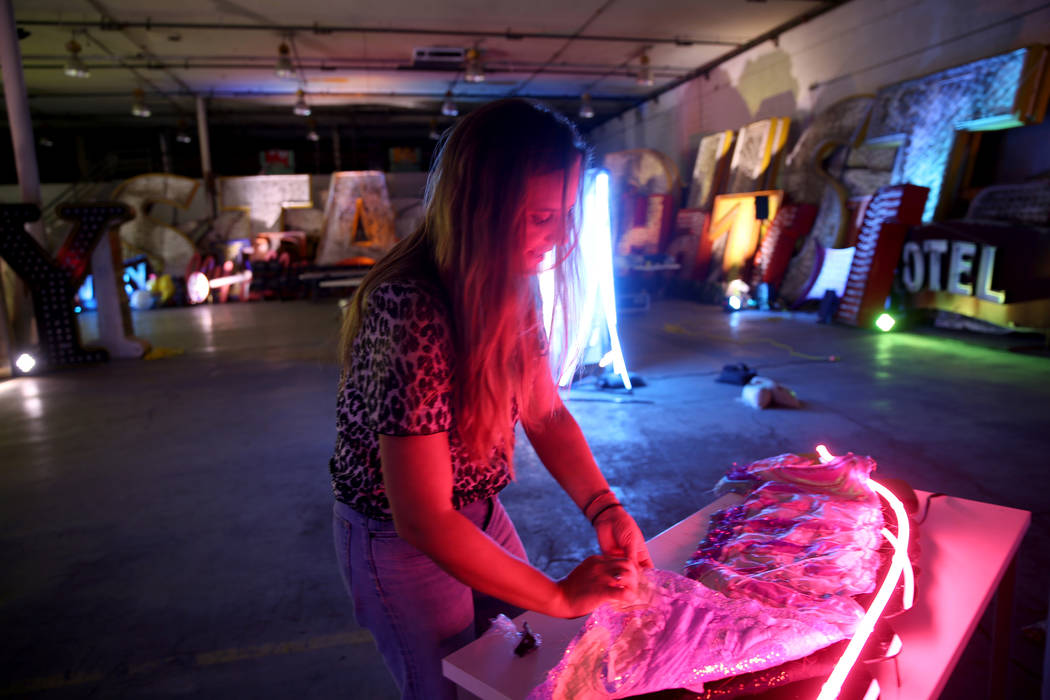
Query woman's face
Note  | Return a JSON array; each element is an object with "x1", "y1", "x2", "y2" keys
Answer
[{"x1": 522, "y1": 156, "x2": 582, "y2": 272}]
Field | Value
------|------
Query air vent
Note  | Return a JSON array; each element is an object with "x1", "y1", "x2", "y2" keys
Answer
[{"x1": 412, "y1": 47, "x2": 466, "y2": 70}]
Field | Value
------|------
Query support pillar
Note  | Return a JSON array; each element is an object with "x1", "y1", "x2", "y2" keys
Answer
[
  {"x1": 0, "y1": 0, "x2": 42, "y2": 370},
  {"x1": 159, "y1": 130, "x2": 171, "y2": 173},
  {"x1": 0, "y1": 0, "x2": 42, "y2": 242},
  {"x1": 196, "y1": 95, "x2": 216, "y2": 217},
  {"x1": 332, "y1": 126, "x2": 342, "y2": 172}
]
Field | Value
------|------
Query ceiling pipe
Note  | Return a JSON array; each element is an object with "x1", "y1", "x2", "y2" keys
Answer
[
  {"x1": 24, "y1": 88, "x2": 635, "y2": 102},
  {"x1": 82, "y1": 0, "x2": 196, "y2": 97},
  {"x1": 76, "y1": 29, "x2": 186, "y2": 112},
  {"x1": 20, "y1": 61, "x2": 677, "y2": 80},
  {"x1": 18, "y1": 19, "x2": 741, "y2": 47},
  {"x1": 510, "y1": 0, "x2": 615, "y2": 95}
]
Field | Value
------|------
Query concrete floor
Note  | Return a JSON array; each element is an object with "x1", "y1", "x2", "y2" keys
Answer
[{"x1": 1, "y1": 297, "x2": 1047, "y2": 699}]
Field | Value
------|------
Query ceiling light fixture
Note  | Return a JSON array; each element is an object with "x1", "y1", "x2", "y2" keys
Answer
[
  {"x1": 428, "y1": 117, "x2": 441, "y2": 140},
  {"x1": 440, "y1": 90, "x2": 458, "y2": 117},
  {"x1": 63, "y1": 35, "x2": 89, "y2": 78},
  {"x1": 275, "y1": 41, "x2": 295, "y2": 78},
  {"x1": 637, "y1": 53, "x2": 654, "y2": 87},
  {"x1": 578, "y1": 93, "x2": 595, "y2": 119},
  {"x1": 293, "y1": 88, "x2": 311, "y2": 116},
  {"x1": 306, "y1": 118, "x2": 320, "y2": 142},
  {"x1": 464, "y1": 46, "x2": 485, "y2": 83},
  {"x1": 175, "y1": 119, "x2": 192, "y2": 144},
  {"x1": 131, "y1": 88, "x2": 151, "y2": 118}
]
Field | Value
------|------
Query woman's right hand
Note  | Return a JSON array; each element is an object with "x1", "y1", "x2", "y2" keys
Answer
[{"x1": 552, "y1": 555, "x2": 640, "y2": 618}]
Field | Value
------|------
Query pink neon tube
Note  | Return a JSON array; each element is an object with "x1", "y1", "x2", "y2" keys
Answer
[{"x1": 814, "y1": 446, "x2": 914, "y2": 700}]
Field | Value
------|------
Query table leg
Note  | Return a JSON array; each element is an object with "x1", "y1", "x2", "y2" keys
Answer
[{"x1": 989, "y1": 555, "x2": 1016, "y2": 700}]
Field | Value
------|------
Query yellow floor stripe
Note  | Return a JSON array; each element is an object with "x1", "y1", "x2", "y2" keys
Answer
[{"x1": 1, "y1": 630, "x2": 373, "y2": 696}]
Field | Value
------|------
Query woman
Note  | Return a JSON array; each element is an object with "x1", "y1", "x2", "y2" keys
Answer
[{"x1": 330, "y1": 98, "x2": 653, "y2": 699}]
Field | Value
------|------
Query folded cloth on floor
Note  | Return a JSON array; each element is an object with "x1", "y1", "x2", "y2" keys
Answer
[
  {"x1": 527, "y1": 568, "x2": 860, "y2": 700},
  {"x1": 741, "y1": 376, "x2": 801, "y2": 409}
]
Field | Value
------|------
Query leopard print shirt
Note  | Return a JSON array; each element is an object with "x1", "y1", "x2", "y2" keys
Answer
[{"x1": 329, "y1": 279, "x2": 514, "y2": 520}]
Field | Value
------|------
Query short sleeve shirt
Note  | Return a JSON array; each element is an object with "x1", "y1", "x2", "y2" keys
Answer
[{"x1": 329, "y1": 279, "x2": 514, "y2": 520}]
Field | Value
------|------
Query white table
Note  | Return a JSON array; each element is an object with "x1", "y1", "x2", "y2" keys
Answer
[
  {"x1": 443, "y1": 490, "x2": 1030, "y2": 700},
  {"x1": 869, "y1": 492, "x2": 1029, "y2": 700},
  {"x1": 442, "y1": 494, "x2": 742, "y2": 699}
]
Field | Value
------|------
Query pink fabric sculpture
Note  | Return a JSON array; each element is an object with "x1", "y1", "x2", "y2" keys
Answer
[
  {"x1": 688, "y1": 452, "x2": 884, "y2": 607},
  {"x1": 529, "y1": 453, "x2": 884, "y2": 699}
]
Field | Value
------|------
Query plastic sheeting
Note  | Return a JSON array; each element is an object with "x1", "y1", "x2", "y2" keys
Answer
[
  {"x1": 530, "y1": 453, "x2": 885, "y2": 699},
  {"x1": 528, "y1": 569, "x2": 859, "y2": 699}
]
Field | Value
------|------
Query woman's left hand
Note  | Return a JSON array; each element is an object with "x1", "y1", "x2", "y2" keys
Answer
[{"x1": 593, "y1": 506, "x2": 654, "y2": 570}]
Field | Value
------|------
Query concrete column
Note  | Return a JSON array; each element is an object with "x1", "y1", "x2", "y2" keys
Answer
[
  {"x1": 196, "y1": 95, "x2": 216, "y2": 216},
  {"x1": 332, "y1": 126, "x2": 342, "y2": 172},
  {"x1": 0, "y1": 0, "x2": 42, "y2": 363},
  {"x1": 75, "y1": 133, "x2": 91, "y2": 180},
  {"x1": 0, "y1": 0, "x2": 43, "y2": 243},
  {"x1": 159, "y1": 131, "x2": 171, "y2": 173}
]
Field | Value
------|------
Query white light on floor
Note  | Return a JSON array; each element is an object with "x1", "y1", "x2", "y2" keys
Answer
[
  {"x1": 728, "y1": 295, "x2": 742, "y2": 310},
  {"x1": 15, "y1": 353, "x2": 36, "y2": 373},
  {"x1": 875, "y1": 313, "x2": 895, "y2": 332}
]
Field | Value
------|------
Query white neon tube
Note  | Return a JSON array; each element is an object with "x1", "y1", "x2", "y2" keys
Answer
[
  {"x1": 816, "y1": 444, "x2": 834, "y2": 463},
  {"x1": 589, "y1": 172, "x2": 631, "y2": 390},
  {"x1": 540, "y1": 170, "x2": 631, "y2": 389},
  {"x1": 209, "y1": 270, "x2": 253, "y2": 288}
]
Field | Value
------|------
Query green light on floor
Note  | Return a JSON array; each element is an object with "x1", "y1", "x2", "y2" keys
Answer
[{"x1": 875, "y1": 313, "x2": 896, "y2": 332}]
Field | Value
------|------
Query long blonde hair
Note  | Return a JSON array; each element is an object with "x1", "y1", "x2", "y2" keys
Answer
[{"x1": 339, "y1": 99, "x2": 586, "y2": 463}]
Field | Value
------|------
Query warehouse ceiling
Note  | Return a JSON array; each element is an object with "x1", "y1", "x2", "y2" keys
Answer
[{"x1": 10, "y1": 0, "x2": 844, "y2": 139}]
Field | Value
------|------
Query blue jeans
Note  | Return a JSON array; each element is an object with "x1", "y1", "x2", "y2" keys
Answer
[{"x1": 333, "y1": 497, "x2": 528, "y2": 699}]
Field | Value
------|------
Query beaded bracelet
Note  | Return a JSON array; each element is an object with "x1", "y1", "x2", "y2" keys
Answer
[
  {"x1": 589, "y1": 502, "x2": 624, "y2": 526},
  {"x1": 581, "y1": 488, "x2": 612, "y2": 518}
]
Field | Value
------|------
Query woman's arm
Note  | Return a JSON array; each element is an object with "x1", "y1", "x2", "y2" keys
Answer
[
  {"x1": 380, "y1": 432, "x2": 636, "y2": 618},
  {"x1": 523, "y1": 376, "x2": 654, "y2": 569},
  {"x1": 521, "y1": 396, "x2": 612, "y2": 513}
]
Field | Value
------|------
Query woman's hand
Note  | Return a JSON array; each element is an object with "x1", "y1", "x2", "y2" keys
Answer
[
  {"x1": 552, "y1": 555, "x2": 640, "y2": 618},
  {"x1": 593, "y1": 506, "x2": 654, "y2": 570}
]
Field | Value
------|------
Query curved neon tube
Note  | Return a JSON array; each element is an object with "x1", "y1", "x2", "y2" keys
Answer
[
  {"x1": 880, "y1": 528, "x2": 915, "y2": 610},
  {"x1": 813, "y1": 446, "x2": 914, "y2": 700}
]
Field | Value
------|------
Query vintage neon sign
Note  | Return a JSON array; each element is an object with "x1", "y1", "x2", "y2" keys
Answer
[{"x1": 900, "y1": 239, "x2": 1005, "y2": 303}]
